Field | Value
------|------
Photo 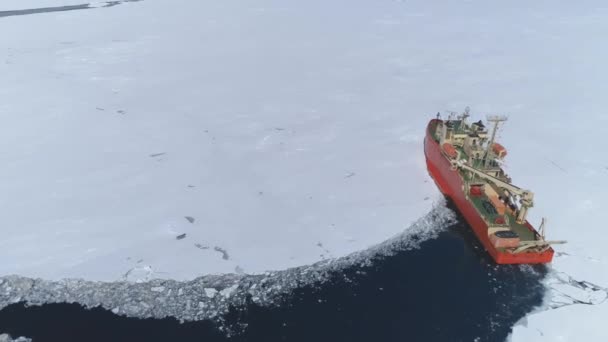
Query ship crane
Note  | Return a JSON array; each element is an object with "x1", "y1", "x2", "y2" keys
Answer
[
  {"x1": 451, "y1": 158, "x2": 533, "y2": 224},
  {"x1": 450, "y1": 159, "x2": 567, "y2": 250}
]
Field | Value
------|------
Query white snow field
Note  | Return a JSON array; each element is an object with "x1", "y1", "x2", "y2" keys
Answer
[
  {"x1": 1, "y1": 0, "x2": 442, "y2": 281},
  {"x1": 1, "y1": 0, "x2": 607, "y2": 340}
]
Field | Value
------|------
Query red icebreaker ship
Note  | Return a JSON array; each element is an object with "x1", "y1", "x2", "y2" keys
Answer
[{"x1": 424, "y1": 109, "x2": 566, "y2": 264}]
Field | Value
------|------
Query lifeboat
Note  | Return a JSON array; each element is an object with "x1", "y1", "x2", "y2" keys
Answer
[{"x1": 492, "y1": 143, "x2": 507, "y2": 158}]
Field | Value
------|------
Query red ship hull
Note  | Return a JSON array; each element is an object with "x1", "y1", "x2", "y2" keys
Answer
[{"x1": 424, "y1": 119, "x2": 554, "y2": 264}]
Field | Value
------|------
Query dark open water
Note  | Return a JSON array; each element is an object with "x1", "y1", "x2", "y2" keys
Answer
[{"x1": 0, "y1": 215, "x2": 547, "y2": 342}]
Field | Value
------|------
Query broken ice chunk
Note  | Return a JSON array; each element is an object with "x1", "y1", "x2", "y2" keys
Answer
[
  {"x1": 204, "y1": 288, "x2": 218, "y2": 298},
  {"x1": 150, "y1": 286, "x2": 165, "y2": 293}
]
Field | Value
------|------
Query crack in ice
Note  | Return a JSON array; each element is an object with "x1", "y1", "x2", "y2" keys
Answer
[{"x1": 544, "y1": 271, "x2": 608, "y2": 310}]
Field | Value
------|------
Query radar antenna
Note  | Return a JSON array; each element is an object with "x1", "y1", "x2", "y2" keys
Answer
[{"x1": 458, "y1": 106, "x2": 471, "y2": 127}]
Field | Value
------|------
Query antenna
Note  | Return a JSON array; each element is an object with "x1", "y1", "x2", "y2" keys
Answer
[
  {"x1": 445, "y1": 110, "x2": 458, "y2": 121},
  {"x1": 483, "y1": 115, "x2": 508, "y2": 168},
  {"x1": 459, "y1": 106, "x2": 471, "y2": 127}
]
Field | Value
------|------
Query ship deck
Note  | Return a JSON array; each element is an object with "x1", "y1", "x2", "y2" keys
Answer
[
  {"x1": 428, "y1": 119, "x2": 537, "y2": 243},
  {"x1": 469, "y1": 195, "x2": 536, "y2": 242}
]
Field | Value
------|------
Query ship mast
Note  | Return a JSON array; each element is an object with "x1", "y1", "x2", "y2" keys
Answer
[
  {"x1": 483, "y1": 115, "x2": 508, "y2": 168},
  {"x1": 459, "y1": 106, "x2": 471, "y2": 128}
]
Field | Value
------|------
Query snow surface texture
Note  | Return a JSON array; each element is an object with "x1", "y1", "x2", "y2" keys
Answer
[
  {"x1": 1, "y1": 0, "x2": 608, "y2": 340},
  {"x1": 0, "y1": 204, "x2": 456, "y2": 324},
  {"x1": 1, "y1": 0, "x2": 439, "y2": 281}
]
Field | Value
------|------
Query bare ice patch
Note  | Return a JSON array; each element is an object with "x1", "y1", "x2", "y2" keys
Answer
[
  {"x1": 213, "y1": 247, "x2": 230, "y2": 261},
  {"x1": 0, "y1": 0, "x2": 142, "y2": 18}
]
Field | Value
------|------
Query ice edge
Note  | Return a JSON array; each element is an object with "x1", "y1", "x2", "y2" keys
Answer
[{"x1": 0, "y1": 201, "x2": 456, "y2": 324}]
